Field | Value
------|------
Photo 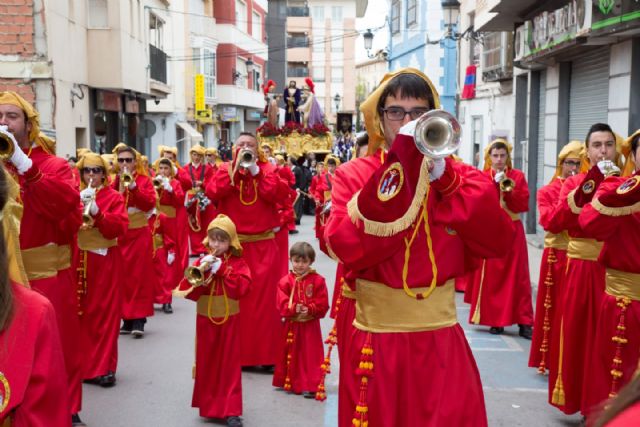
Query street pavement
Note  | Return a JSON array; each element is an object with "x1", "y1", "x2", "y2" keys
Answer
[{"x1": 82, "y1": 216, "x2": 582, "y2": 427}]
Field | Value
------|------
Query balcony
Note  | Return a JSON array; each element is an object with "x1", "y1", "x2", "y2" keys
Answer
[
  {"x1": 287, "y1": 6, "x2": 309, "y2": 17},
  {"x1": 287, "y1": 66, "x2": 309, "y2": 78},
  {"x1": 287, "y1": 35, "x2": 309, "y2": 48},
  {"x1": 149, "y1": 44, "x2": 167, "y2": 84}
]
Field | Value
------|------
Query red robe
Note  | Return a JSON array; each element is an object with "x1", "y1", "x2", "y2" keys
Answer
[
  {"x1": 603, "y1": 402, "x2": 640, "y2": 426},
  {"x1": 0, "y1": 283, "x2": 71, "y2": 427},
  {"x1": 273, "y1": 271, "x2": 329, "y2": 393},
  {"x1": 155, "y1": 178, "x2": 186, "y2": 302},
  {"x1": 546, "y1": 172, "x2": 606, "y2": 415},
  {"x1": 312, "y1": 172, "x2": 333, "y2": 249},
  {"x1": 182, "y1": 163, "x2": 215, "y2": 255},
  {"x1": 465, "y1": 168, "x2": 534, "y2": 327},
  {"x1": 150, "y1": 213, "x2": 177, "y2": 305},
  {"x1": 579, "y1": 175, "x2": 640, "y2": 415},
  {"x1": 8, "y1": 146, "x2": 84, "y2": 415},
  {"x1": 177, "y1": 255, "x2": 252, "y2": 418},
  {"x1": 113, "y1": 173, "x2": 157, "y2": 319},
  {"x1": 529, "y1": 178, "x2": 569, "y2": 371},
  {"x1": 206, "y1": 160, "x2": 288, "y2": 366},
  {"x1": 274, "y1": 165, "x2": 296, "y2": 279},
  {"x1": 326, "y1": 139, "x2": 515, "y2": 426},
  {"x1": 75, "y1": 186, "x2": 128, "y2": 379}
]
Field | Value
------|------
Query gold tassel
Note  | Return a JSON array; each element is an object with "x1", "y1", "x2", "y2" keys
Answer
[
  {"x1": 538, "y1": 249, "x2": 557, "y2": 374},
  {"x1": 283, "y1": 324, "x2": 295, "y2": 392},
  {"x1": 551, "y1": 318, "x2": 566, "y2": 406},
  {"x1": 316, "y1": 282, "x2": 343, "y2": 401},
  {"x1": 352, "y1": 333, "x2": 373, "y2": 427},
  {"x1": 608, "y1": 297, "x2": 631, "y2": 398},
  {"x1": 471, "y1": 260, "x2": 487, "y2": 325}
]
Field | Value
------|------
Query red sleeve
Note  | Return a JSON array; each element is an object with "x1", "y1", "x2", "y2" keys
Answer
[
  {"x1": 177, "y1": 166, "x2": 192, "y2": 192},
  {"x1": 127, "y1": 175, "x2": 156, "y2": 211},
  {"x1": 254, "y1": 164, "x2": 289, "y2": 202},
  {"x1": 160, "y1": 180, "x2": 185, "y2": 208},
  {"x1": 217, "y1": 256, "x2": 252, "y2": 299},
  {"x1": 276, "y1": 275, "x2": 296, "y2": 317},
  {"x1": 308, "y1": 275, "x2": 329, "y2": 319},
  {"x1": 309, "y1": 176, "x2": 318, "y2": 198},
  {"x1": 93, "y1": 189, "x2": 128, "y2": 240},
  {"x1": 502, "y1": 169, "x2": 529, "y2": 213},
  {"x1": 22, "y1": 156, "x2": 80, "y2": 221},
  {"x1": 579, "y1": 177, "x2": 628, "y2": 241},
  {"x1": 537, "y1": 180, "x2": 561, "y2": 230},
  {"x1": 206, "y1": 164, "x2": 235, "y2": 201},
  {"x1": 547, "y1": 174, "x2": 582, "y2": 234}
]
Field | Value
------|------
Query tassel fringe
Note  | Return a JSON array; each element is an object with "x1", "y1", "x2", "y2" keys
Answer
[
  {"x1": 538, "y1": 249, "x2": 557, "y2": 374},
  {"x1": 316, "y1": 283, "x2": 343, "y2": 401},
  {"x1": 609, "y1": 297, "x2": 631, "y2": 398},
  {"x1": 352, "y1": 333, "x2": 373, "y2": 427}
]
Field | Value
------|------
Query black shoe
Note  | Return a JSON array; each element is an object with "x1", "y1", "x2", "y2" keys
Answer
[
  {"x1": 119, "y1": 320, "x2": 133, "y2": 335},
  {"x1": 489, "y1": 326, "x2": 504, "y2": 335},
  {"x1": 519, "y1": 324, "x2": 533, "y2": 340},
  {"x1": 162, "y1": 303, "x2": 173, "y2": 314},
  {"x1": 131, "y1": 319, "x2": 145, "y2": 338},
  {"x1": 227, "y1": 416, "x2": 243, "y2": 427},
  {"x1": 71, "y1": 414, "x2": 86, "y2": 426},
  {"x1": 259, "y1": 365, "x2": 275, "y2": 373},
  {"x1": 99, "y1": 371, "x2": 116, "y2": 387},
  {"x1": 288, "y1": 229, "x2": 299, "y2": 235},
  {"x1": 303, "y1": 391, "x2": 316, "y2": 399}
]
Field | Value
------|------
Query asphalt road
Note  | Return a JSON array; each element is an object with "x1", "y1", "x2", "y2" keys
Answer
[{"x1": 81, "y1": 216, "x2": 583, "y2": 427}]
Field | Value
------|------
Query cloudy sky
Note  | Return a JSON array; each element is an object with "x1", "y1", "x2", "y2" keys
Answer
[{"x1": 355, "y1": 0, "x2": 390, "y2": 63}]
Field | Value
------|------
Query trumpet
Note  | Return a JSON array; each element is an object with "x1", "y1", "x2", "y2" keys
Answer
[
  {"x1": 184, "y1": 260, "x2": 213, "y2": 287},
  {"x1": 238, "y1": 149, "x2": 256, "y2": 168},
  {"x1": 601, "y1": 158, "x2": 621, "y2": 177},
  {"x1": 82, "y1": 179, "x2": 95, "y2": 226},
  {"x1": 121, "y1": 171, "x2": 133, "y2": 187},
  {"x1": 499, "y1": 176, "x2": 515, "y2": 193},
  {"x1": 152, "y1": 176, "x2": 163, "y2": 191},
  {"x1": 413, "y1": 109, "x2": 461, "y2": 159},
  {"x1": 0, "y1": 130, "x2": 15, "y2": 160}
]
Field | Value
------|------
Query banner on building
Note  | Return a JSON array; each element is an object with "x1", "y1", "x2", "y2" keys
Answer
[
  {"x1": 221, "y1": 106, "x2": 238, "y2": 122},
  {"x1": 461, "y1": 65, "x2": 477, "y2": 100},
  {"x1": 195, "y1": 74, "x2": 205, "y2": 111}
]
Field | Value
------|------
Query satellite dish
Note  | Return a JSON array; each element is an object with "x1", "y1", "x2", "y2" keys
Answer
[{"x1": 138, "y1": 119, "x2": 157, "y2": 138}]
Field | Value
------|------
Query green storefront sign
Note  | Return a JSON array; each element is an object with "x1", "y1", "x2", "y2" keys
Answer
[{"x1": 592, "y1": 0, "x2": 640, "y2": 33}]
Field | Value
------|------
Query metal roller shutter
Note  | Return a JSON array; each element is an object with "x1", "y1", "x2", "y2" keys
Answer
[
  {"x1": 569, "y1": 48, "x2": 610, "y2": 141},
  {"x1": 536, "y1": 71, "x2": 546, "y2": 234}
]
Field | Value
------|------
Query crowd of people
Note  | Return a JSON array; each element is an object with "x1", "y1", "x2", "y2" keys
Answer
[{"x1": 1, "y1": 63, "x2": 640, "y2": 427}]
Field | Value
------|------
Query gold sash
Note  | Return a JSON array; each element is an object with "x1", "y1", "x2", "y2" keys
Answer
[
  {"x1": 290, "y1": 313, "x2": 314, "y2": 323},
  {"x1": 153, "y1": 234, "x2": 164, "y2": 249},
  {"x1": 22, "y1": 244, "x2": 63, "y2": 280},
  {"x1": 605, "y1": 269, "x2": 640, "y2": 301},
  {"x1": 78, "y1": 228, "x2": 117, "y2": 251},
  {"x1": 128, "y1": 211, "x2": 148, "y2": 229},
  {"x1": 567, "y1": 237, "x2": 603, "y2": 261},
  {"x1": 354, "y1": 279, "x2": 457, "y2": 333},
  {"x1": 341, "y1": 283, "x2": 356, "y2": 300},
  {"x1": 158, "y1": 204, "x2": 176, "y2": 218},
  {"x1": 57, "y1": 244, "x2": 71, "y2": 271},
  {"x1": 544, "y1": 231, "x2": 569, "y2": 250},
  {"x1": 196, "y1": 295, "x2": 240, "y2": 317},
  {"x1": 503, "y1": 206, "x2": 521, "y2": 221},
  {"x1": 238, "y1": 230, "x2": 275, "y2": 243}
]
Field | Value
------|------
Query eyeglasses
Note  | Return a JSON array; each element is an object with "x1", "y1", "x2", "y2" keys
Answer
[
  {"x1": 563, "y1": 160, "x2": 581, "y2": 167},
  {"x1": 381, "y1": 107, "x2": 430, "y2": 121},
  {"x1": 82, "y1": 167, "x2": 103, "y2": 174},
  {"x1": 117, "y1": 157, "x2": 134, "y2": 163}
]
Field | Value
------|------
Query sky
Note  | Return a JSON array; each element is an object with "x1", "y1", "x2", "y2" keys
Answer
[{"x1": 354, "y1": 0, "x2": 390, "y2": 63}]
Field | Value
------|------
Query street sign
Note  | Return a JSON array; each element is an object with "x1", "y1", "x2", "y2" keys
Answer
[
  {"x1": 194, "y1": 74, "x2": 205, "y2": 111},
  {"x1": 196, "y1": 109, "x2": 213, "y2": 123}
]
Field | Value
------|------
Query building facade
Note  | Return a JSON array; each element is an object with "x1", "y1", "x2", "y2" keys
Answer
[{"x1": 355, "y1": 52, "x2": 389, "y2": 130}]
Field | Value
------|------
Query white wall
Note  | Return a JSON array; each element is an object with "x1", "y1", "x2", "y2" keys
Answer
[{"x1": 608, "y1": 39, "x2": 632, "y2": 135}]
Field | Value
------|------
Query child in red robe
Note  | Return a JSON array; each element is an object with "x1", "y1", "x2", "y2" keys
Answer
[
  {"x1": 273, "y1": 242, "x2": 329, "y2": 397},
  {"x1": 174, "y1": 214, "x2": 251, "y2": 427}
]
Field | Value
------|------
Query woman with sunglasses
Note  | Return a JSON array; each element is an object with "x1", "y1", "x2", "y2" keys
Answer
[
  {"x1": 75, "y1": 153, "x2": 128, "y2": 387},
  {"x1": 112, "y1": 144, "x2": 157, "y2": 338}
]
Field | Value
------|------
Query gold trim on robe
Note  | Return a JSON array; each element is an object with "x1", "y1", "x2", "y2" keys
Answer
[
  {"x1": 128, "y1": 211, "x2": 148, "y2": 229},
  {"x1": 544, "y1": 231, "x2": 569, "y2": 250},
  {"x1": 605, "y1": 269, "x2": 640, "y2": 301},
  {"x1": 237, "y1": 230, "x2": 275, "y2": 243},
  {"x1": 78, "y1": 228, "x2": 117, "y2": 251},
  {"x1": 196, "y1": 295, "x2": 240, "y2": 317},
  {"x1": 566, "y1": 237, "x2": 603, "y2": 261}
]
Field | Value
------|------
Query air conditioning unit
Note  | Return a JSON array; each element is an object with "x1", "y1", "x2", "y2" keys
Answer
[
  {"x1": 514, "y1": 25, "x2": 526, "y2": 62},
  {"x1": 575, "y1": 0, "x2": 592, "y2": 36}
]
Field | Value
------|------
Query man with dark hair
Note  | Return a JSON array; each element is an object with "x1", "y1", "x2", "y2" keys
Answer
[
  {"x1": 324, "y1": 69, "x2": 514, "y2": 426},
  {"x1": 546, "y1": 122, "x2": 621, "y2": 416},
  {"x1": 465, "y1": 138, "x2": 534, "y2": 339}
]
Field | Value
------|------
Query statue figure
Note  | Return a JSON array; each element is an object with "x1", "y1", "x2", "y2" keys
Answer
[
  {"x1": 283, "y1": 80, "x2": 301, "y2": 123},
  {"x1": 297, "y1": 77, "x2": 324, "y2": 128},
  {"x1": 263, "y1": 80, "x2": 279, "y2": 128}
]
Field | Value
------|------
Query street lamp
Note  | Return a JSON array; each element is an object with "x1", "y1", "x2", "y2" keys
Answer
[
  {"x1": 363, "y1": 29, "x2": 374, "y2": 58},
  {"x1": 334, "y1": 93, "x2": 341, "y2": 113},
  {"x1": 426, "y1": 0, "x2": 481, "y2": 44},
  {"x1": 246, "y1": 57, "x2": 254, "y2": 73}
]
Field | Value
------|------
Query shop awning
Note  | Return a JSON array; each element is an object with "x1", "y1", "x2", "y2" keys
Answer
[{"x1": 176, "y1": 121, "x2": 203, "y2": 143}]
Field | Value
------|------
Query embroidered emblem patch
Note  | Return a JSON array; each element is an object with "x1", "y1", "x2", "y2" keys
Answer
[
  {"x1": 377, "y1": 162, "x2": 404, "y2": 201},
  {"x1": 0, "y1": 371, "x2": 10, "y2": 412},
  {"x1": 616, "y1": 175, "x2": 640, "y2": 195},
  {"x1": 305, "y1": 283, "x2": 314, "y2": 298},
  {"x1": 582, "y1": 179, "x2": 596, "y2": 194}
]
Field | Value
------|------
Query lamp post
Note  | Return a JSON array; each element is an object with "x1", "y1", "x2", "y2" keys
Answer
[
  {"x1": 334, "y1": 93, "x2": 341, "y2": 113},
  {"x1": 363, "y1": 29, "x2": 375, "y2": 58},
  {"x1": 441, "y1": 0, "x2": 461, "y2": 38}
]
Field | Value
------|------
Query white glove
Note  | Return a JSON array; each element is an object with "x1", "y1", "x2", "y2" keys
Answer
[
  {"x1": 167, "y1": 251, "x2": 175, "y2": 265},
  {"x1": 429, "y1": 158, "x2": 446, "y2": 181},
  {"x1": 494, "y1": 171, "x2": 505, "y2": 183},
  {"x1": 128, "y1": 180, "x2": 137, "y2": 190},
  {"x1": 0, "y1": 126, "x2": 32, "y2": 174},
  {"x1": 200, "y1": 254, "x2": 216, "y2": 266},
  {"x1": 597, "y1": 160, "x2": 620, "y2": 176},
  {"x1": 210, "y1": 257, "x2": 222, "y2": 274},
  {"x1": 273, "y1": 226, "x2": 281, "y2": 233},
  {"x1": 248, "y1": 163, "x2": 260, "y2": 176},
  {"x1": 80, "y1": 187, "x2": 96, "y2": 202},
  {"x1": 90, "y1": 202, "x2": 99, "y2": 216},
  {"x1": 163, "y1": 179, "x2": 173, "y2": 192}
]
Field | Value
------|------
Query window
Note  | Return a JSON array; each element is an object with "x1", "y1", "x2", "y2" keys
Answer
[
  {"x1": 331, "y1": 6, "x2": 343, "y2": 21},
  {"x1": 314, "y1": 66, "x2": 325, "y2": 82},
  {"x1": 252, "y1": 11, "x2": 262, "y2": 40},
  {"x1": 252, "y1": 64, "x2": 262, "y2": 92},
  {"x1": 331, "y1": 67, "x2": 343, "y2": 83},
  {"x1": 331, "y1": 33, "x2": 343, "y2": 53},
  {"x1": 235, "y1": 58, "x2": 247, "y2": 87},
  {"x1": 288, "y1": 32, "x2": 309, "y2": 48},
  {"x1": 193, "y1": 48, "x2": 217, "y2": 99},
  {"x1": 235, "y1": 0, "x2": 247, "y2": 30},
  {"x1": 88, "y1": 0, "x2": 109, "y2": 28},
  {"x1": 472, "y1": 117, "x2": 482, "y2": 167},
  {"x1": 313, "y1": 36, "x2": 325, "y2": 52},
  {"x1": 406, "y1": 0, "x2": 417, "y2": 27},
  {"x1": 312, "y1": 6, "x2": 324, "y2": 21},
  {"x1": 149, "y1": 14, "x2": 164, "y2": 49},
  {"x1": 287, "y1": 62, "x2": 309, "y2": 77},
  {"x1": 391, "y1": 0, "x2": 400, "y2": 34}
]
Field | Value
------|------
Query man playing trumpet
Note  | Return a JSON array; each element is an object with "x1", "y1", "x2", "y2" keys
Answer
[
  {"x1": 75, "y1": 153, "x2": 128, "y2": 387},
  {"x1": 465, "y1": 139, "x2": 534, "y2": 339}
]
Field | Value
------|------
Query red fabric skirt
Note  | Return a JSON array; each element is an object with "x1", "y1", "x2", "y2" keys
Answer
[
  {"x1": 31, "y1": 271, "x2": 84, "y2": 414},
  {"x1": 238, "y1": 238, "x2": 283, "y2": 366},
  {"x1": 528, "y1": 248, "x2": 567, "y2": 370},
  {"x1": 336, "y1": 296, "x2": 357, "y2": 427},
  {"x1": 175, "y1": 208, "x2": 190, "y2": 272},
  {"x1": 273, "y1": 319, "x2": 324, "y2": 393},
  {"x1": 466, "y1": 221, "x2": 534, "y2": 327},
  {"x1": 274, "y1": 227, "x2": 290, "y2": 281},
  {"x1": 582, "y1": 297, "x2": 640, "y2": 416},
  {"x1": 340, "y1": 324, "x2": 487, "y2": 427},
  {"x1": 548, "y1": 258, "x2": 605, "y2": 415},
  {"x1": 119, "y1": 226, "x2": 156, "y2": 319},
  {"x1": 193, "y1": 314, "x2": 242, "y2": 418},
  {"x1": 329, "y1": 263, "x2": 345, "y2": 319},
  {"x1": 153, "y1": 246, "x2": 179, "y2": 305},
  {"x1": 80, "y1": 249, "x2": 123, "y2": 378}
]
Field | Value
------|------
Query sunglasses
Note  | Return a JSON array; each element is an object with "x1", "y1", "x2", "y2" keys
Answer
[
  {"x1": 82, "y1": 167, "x2": 104, "y2": 174},
  {"x1": 563, "y1": 160, "x2": 581, "y2": 167},
  {"x1": 117, "y1": 158, "x2": 134, "y2": 163}
]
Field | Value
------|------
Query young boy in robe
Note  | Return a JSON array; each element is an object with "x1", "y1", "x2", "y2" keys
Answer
[
  {"x1": 174, "y1": 214, "x2": 251, "y2": 427},
  {"x1": 273, "y1": 242, "x2": 329, "y2": 398}
]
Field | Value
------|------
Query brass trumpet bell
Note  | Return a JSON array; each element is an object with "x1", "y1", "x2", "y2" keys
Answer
[
  {"x1": 413, "y1": 109, "x2": 461, "y2": 159},
  {"x1": 239, "y1": 149, "x2": 256, "y2": 168},
  {"x1": 500, "y1": 177, "x2": 515, "y2": 193},
  {"x1": 152, "y1": 177, "x2": 163, "y2": 191},
  {"x1": 0, "y1": 131, "x2": 16, "y2": 160},
  {"x1": 185, "y1": 261, "x2": 212, "y2": 287},
  {"x1": 121, "y1": 172, "x2": 133, "y2": 186}
]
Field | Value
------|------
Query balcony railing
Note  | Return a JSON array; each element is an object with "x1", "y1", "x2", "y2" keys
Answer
[
  {"x1": 287, "y1": 67, "x2": 309, "y2": 77},
  {"x1": 149, "y1": 44, "x2": 167, "y2": 84},
  {"x1": 287, "y1": 6, "x2": 309, "y2": 17},
  {"x1": 287, "y1": 36, "x2": 310, "y2": 48}
]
